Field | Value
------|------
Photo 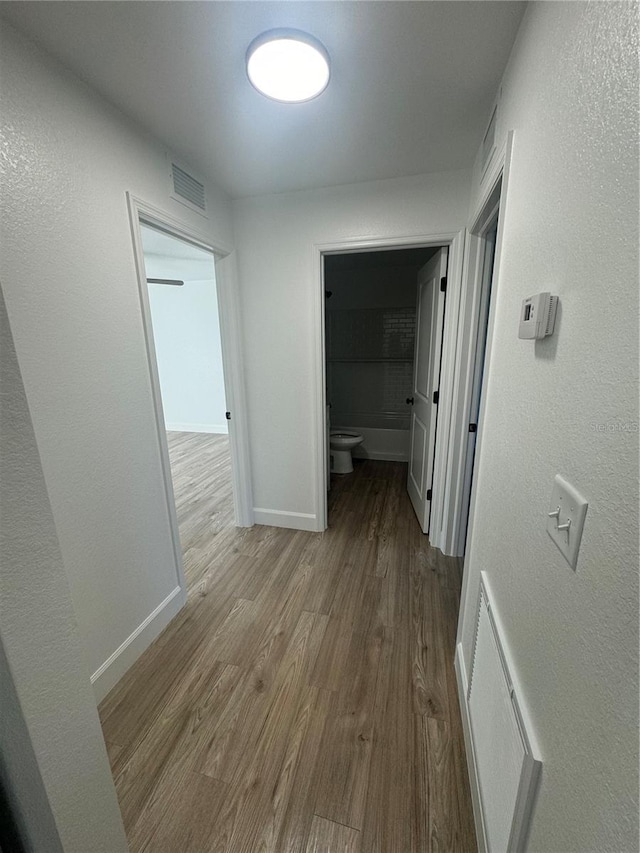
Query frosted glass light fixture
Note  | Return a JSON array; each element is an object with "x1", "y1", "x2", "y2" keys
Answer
[{"x1": 246, "y1": 29, "x2": 330, "y2": 103}]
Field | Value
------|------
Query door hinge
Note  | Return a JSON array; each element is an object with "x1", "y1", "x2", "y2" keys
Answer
[
  {"x1": 469, "y1": 423, "x2": 477, "y2": 433},
  {"x1": 432, "y1": 391, "x2": 439, "y2": 405},
  {"x1": 426, "y1": 488, "x2": 432, "y2": 501},
  {"x1": 225, "y1": 411, "x2": 231, "y2": 420},
  {"x1": 440, "y1": 276, "x2": 447, "y2": 292}
]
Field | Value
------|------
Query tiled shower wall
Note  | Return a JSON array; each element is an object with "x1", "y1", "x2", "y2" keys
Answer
[{"x1": 327, "y1": 306, "x2": 416, "y2": 422}]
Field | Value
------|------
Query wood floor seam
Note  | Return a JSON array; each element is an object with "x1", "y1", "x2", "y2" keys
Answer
[{"x1": 312, "y1": 813, "x2": 362, "y2": 832}]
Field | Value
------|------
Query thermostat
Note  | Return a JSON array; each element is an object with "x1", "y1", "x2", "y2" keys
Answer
[{"x1": 519, "y1": 292, "x2": 558, "y2": 339}]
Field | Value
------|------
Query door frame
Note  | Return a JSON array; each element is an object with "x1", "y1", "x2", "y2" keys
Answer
[
  {"x1": 445, "y1": 132, "x2": 515, "y2": 562},
  {"x1": 126, "y1": 194, "x2": 254, "y2": 593},
  {"x1": 312, "y1": 230, "x2": 466, "y2": 536},
  {"x1": 455, "y1": 206, "x2": 499, "y2": 555},
  {"x1": 408, "y1": 248, "x2": 449, "y2": 534}
]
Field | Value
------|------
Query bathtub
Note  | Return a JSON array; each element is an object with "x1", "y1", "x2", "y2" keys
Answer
[{"x1": 331, "y1": 412, "x2": 410, "y2": 462}]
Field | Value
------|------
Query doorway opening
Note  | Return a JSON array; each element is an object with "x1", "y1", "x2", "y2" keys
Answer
[
  {"x1": 139, "y1": 222, "x2": 235, "y2": 589},
  {"x1": 126, "y1": 194, "x2": 253, "y2": 605},
  {"x1": 323, "y1": 245, "x2": 447, "y2": 531}
]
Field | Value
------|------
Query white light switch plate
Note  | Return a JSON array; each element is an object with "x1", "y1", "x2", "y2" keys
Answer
[{"x1": 547, "y1": 474, "x2": 588, "y2": 569}]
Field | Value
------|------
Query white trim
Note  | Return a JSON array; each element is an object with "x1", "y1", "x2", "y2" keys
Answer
[
  {"x1": 457, "y1": 132, "x2": 516, "y2": 646},
  {"x1": 455, "y1": 644, "x2": 488, "y2": 853},
  {"x1": 436, "y1": 132, "x2": 515, "y2": 560},
  {"x1": 166, "y1": 422, "x2": 228, "y2": 434},
  {"x1": 451, "y1": 216, "x2": 497, "y2": 557},
  {"x1": 429, "y1": 230, "x2": 466, "y2": 551},
  {"x1": 316, "y1": 232, "x2": 459, "y2": 255},
  {"x1": 440, "y1": 217, "x2": 496, "y2": 557},
  {"x1": 311, "y1": 243, "x2": 328, "y2": 530},
  {"x1": 128, "y1": 194, "x2": 231, "y2": 255},
  {"x1": 439, "y1": 230, "x2": 479, "y2": 553},
  {"x1": 471, "y1": 129, "x2": 511, "y2": 233},
  {"x1": 90, "y1": 586, "x2": 184, "y2": 702},
  {"x1": 479, "y1": 575, "x2": 542, "y2": 852},
  {"x1": 126, "y1": 195, "x2": 188, "y2": 597},
  {"x1": 313, "y1": 232, "x2": 462, "y2": 534},
  {"x1": 462, "y1": 573, "x2": 542, "y2": 852},
  {"x1": 253, "y1": 508, "x2": 319, "y2": 532},
  {"x1": 214, "y1": 251, "x2": 255, "y2": 527},
  {"x1": 127, "y1": 196, "x2": 254, "y2": 554},
  {"x1": 353, "y1": 449, "x2": 408, "y2": 462}
]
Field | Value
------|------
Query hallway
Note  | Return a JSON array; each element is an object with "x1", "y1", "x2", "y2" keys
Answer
[{"x1": 98, "y1": 454, "x2": 476, "y2": 851}]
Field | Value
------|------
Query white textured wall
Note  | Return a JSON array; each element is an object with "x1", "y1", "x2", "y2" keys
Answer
[
  {"x1": 143, "y1": 253, "x2": 228, "y2": 434},
  {"x1": 460, "y1": 3, "x2": 639, "y2": 850},
  {"x1": 0, "y1": 288, "x2": 127, "y2": 852},
  {"x1": 0, "y1": 22, "x2": 233, "y2": 685},
  {"x1": 0, "y1": 638, "x2": 62, "y2": 853},
  {"x1": 233, "y1": 171, "x2": 470, "y2": 519}
]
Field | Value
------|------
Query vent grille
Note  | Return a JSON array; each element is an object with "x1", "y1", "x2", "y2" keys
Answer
[
  {"x1": 481, "y1": 105, "x2": 497, "y2": 172},
  {"x1": 171, "y1": 163, "x2": 206, "y2": 211},
  {"x1": 468, "y1": 574, "x2": 541, "y2": 852}
]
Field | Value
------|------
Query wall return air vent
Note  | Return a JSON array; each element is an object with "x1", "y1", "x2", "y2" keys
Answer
[
  {"x1": 468, "y1": 573, "x2": 541, "y2": 852},
  {"x1": 170, "y1": 161, "x2": 207, "y2": 214}
]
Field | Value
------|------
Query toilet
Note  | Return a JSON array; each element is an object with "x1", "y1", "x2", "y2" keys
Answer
[{"x1": 330, "y1": 431, "x2": 364, "y2": 474}]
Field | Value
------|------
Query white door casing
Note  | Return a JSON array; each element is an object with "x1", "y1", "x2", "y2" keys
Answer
[
  {"x1": 407, "y1": 247, "x2": 448, "y2": 533},
  {"x1": 457, "y1": 219, "x2": 498, "y2": 553},
  {"x1": 314, "y1": 232, "x2": 461, "y2": 532},
  {"x1": 126, "y1": 193, "x2": 254, "y2": 599}
]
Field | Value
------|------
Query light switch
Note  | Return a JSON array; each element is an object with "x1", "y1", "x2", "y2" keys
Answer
[{"x1": 547, "y1": 475, "x2": 588, "y2": 569}]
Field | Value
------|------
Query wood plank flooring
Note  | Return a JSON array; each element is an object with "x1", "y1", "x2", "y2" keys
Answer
[
  {"x1": 164, "y1": 431, "x2": 237, "y2": 589},
  {"x1": 99, "y1": 434, "x2": 477, "y2": 852}
]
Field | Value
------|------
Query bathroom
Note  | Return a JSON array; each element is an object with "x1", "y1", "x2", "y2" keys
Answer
[{"x1": 325, "y1": 247, "x2": 439, "y2": 478}]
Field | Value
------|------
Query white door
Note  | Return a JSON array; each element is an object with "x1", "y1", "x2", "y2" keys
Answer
[
  {"x1": 458, "y1": 218, "x2": 498, "y2": 552},
  {"x1": 407, "y1": 248, "x2": 448, "y2": 533}
]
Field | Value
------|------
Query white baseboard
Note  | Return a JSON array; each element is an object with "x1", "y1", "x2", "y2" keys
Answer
[
  {"x1": 165, "y1": 422, "x2": 228, "y2": 434},
  {"x1": 352, "y1": 448, "x2": 409, "y2": 462},
  {"x1": 91, "y1": 586, "x2": 185, "y2": 703},
  {"x1": 253, "y1": 508, "x2": 319, "y2": 532},
  {"x1": 455, "y1": 643, "x2": 488, "y2": 853}
]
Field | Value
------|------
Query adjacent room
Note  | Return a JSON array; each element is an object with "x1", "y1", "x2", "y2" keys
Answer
[
  {"x1": 324, "y1": 246, "x2": 449, "y2": 540},
  {"x1": 325, "y1": 249, "x2": 436, "y2": 475},
  {"x1": 139, "y1": 224, "x2": 236, "y2": 589}
]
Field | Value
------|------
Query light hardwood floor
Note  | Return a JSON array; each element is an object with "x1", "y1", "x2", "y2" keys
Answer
[
  {"x1": 99, "y1": 432, "x2": 477, "y2": 852},
  {"x1": 164, "y1": 431, "x2": 237, "y2": 589}
]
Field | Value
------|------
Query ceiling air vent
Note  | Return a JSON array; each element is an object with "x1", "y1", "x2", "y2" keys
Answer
[
  {"x1": 170, "y1": 161, "x2": 206, "y2": 213},
  {"x1": 480, "y1": 93, "x2": 500, "y2": 180},
  {"x1": 481, "y1": 105, "x2": 497, "y2": 174}
]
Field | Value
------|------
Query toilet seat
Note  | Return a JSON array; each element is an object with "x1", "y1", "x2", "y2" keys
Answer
[
  {"x1": 330, "y1": 431, "x2": 361, "y2": 444},
  {"x1": 329, "y1": 430, "x2": 364, "y2": 473}
]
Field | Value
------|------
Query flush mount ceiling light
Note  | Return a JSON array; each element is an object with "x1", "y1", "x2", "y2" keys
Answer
[{"x1": 246, "y1": 29, "x2": 330, "y2": 103}]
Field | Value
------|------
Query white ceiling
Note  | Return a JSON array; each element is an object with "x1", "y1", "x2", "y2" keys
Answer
[{"x1": 1, "y1": 1, "x2": 526, "y2": 199}]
